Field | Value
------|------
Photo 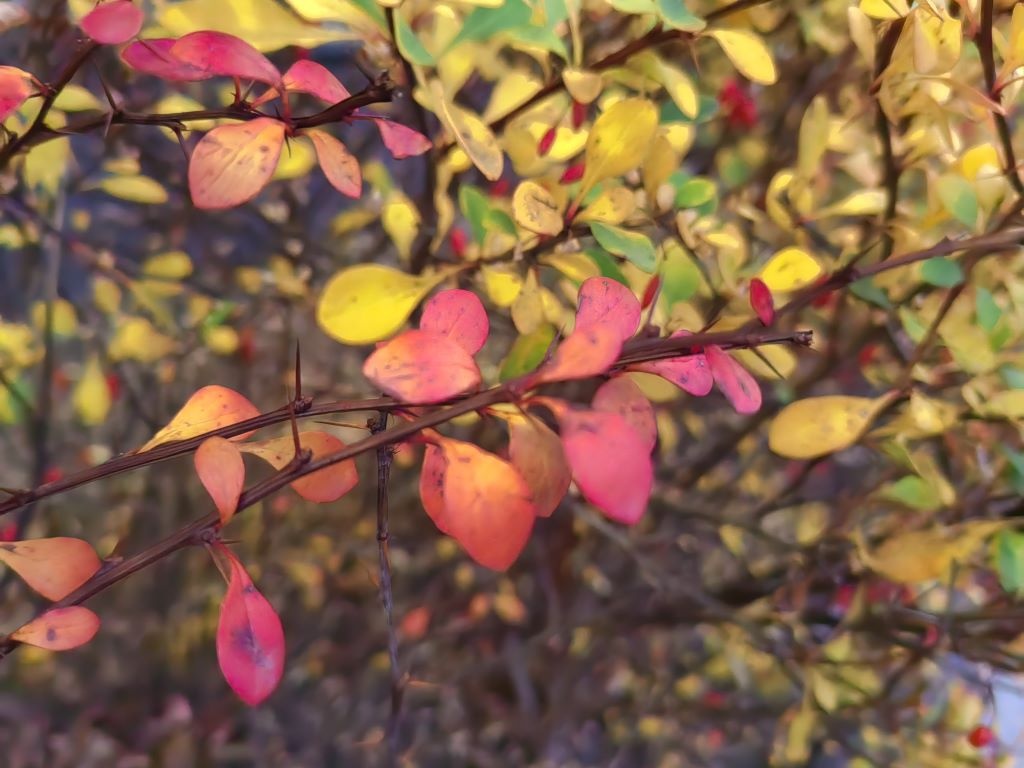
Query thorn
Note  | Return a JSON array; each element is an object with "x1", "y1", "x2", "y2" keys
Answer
[{"x1": 92, "y1": 62, "x2": 118, "y2": 110}]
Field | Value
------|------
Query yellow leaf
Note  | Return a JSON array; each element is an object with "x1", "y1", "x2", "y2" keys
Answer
[
  {"x1": 481, "y1": 264, "x2": 523, "y2": 307},
  {"x1": 109, "y1": 317, "x2": 177, "y2": 363},
  {"x1": 73, "y1": 355, "x2": 111, "y2": 426},
  {"x1": 579, "y1": 97, "x2": 658, "y2": 196},
  {"x1": 23, "y1": 136, "x2": 70, "y2": 194},
  {"x1": 562, "y1": 67, "x2": 603, "y2": 104},
  {"x1": 430, "y1": 80, "x2": 503, "y2": 181},
  {"x1": 93, "y1": 277, "x2": 121, "y2": 315},
  {"x1": 513, "y1": 181, "x2": 564, "y2": 236},
  {"x1": 628, "y1": 51, "x2": 697, "y2": 119},
  {"x1": 797, "y1": 96, "x2": 829, "y2": 179},
  {"x1": 98, "y1": 175, "x2": 169, "y2": 204},
  {"x1": 30, "y1": 299, "x2": 78, "y2": 336},
  {"x1": 511, "y1": 269, "x2": 544, "y2": 334},
  {"x1": 204, "y1": 326, "x2": 240, "y2": 355},
  {"x1": 981, "y1": 390, "x2": 1024, "y2": 420},
  {"x1": 141, "y1": 250, "x2": 193, "y2": 297},
  {"x1": 769, "y1": 395, "x2": 889, "y2": 460},
  {"x1": 816, "y1": 189, "x2": 887, "y2": 218},
  {"x1": 273, "y1": 138, "x2": 317, "y2": 180},
  {"x1": 576, "y1": 186, "x2": 636, "y2": 225},
  {"x1": 859, "y1": 0, "x2": 909, "y2": 19},
  {"x1": 539, "y1": 252, "x2": 600, "y2": 283},
  {"x1": 706, "y1": 29, "x2": 777, "y2": 85},
  {"x1": 316, "y1": 264, "x2": 453, "y2": 344},
  {"x1": 52, "y1": 84, "x2": 102, "y2": 112},
  {"x1": 912, "y1": 8, "x2": 961, "y2": 75},
  {"x1": 758, "y1": 247, "x2": 822, "y2": 292},
  {"x1": 382, "y1": 192, "x2": 422, "y2": 261},
  {"x1": 853, "y1": 521, "x2": 1005, "y2": 584}
]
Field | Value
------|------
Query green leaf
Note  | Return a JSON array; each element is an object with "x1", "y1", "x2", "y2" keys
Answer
[
  {"x1": 920, "y1": 257, "x2": 964, "y2": 287},
  {"x1": 661, "y1": 247, "x2": 702, "y2": 306},
  {"x1": 393, "y1": 13, "x2": 434, "y2": 66},
  {"x1": 609, "y1": 0, "x2": 657, "y2": 11},
  {"x1": 661, "y1": 95, "x2": 718, "y2": 124},
  {"x1": 996, "y1": 530, "x2": 1024, "y2": 595},
  {"x1": 936, "y1": 174, "x2": 978, "y2": 229},
  {"x1": 447, "y1": 0, "x2": 533, "y2": 51},
  {"x1": 590, "y1": 222, "x2": 657, "y2": 272},
  {"x1": 484, "y1": 209, "x2": 517, "y2": 236},
  {"x1": 850, "y1": 278, "x2": 891, "y2": 309},
  {"x1": 1000, "y1": 366, "x2": 1024, "y2": 390},
  {"x1": 675, "y1": 177, "x2": 717, "y2": 208},
  {"x1": 586, "y1": 247, "x2": 629, "y2": 285},
  {"x1": 976, "y1": 287, "x2": 1001, "y2": 332},
  {"x1": 657, "y1": 0, "x2": 705, "y2": 30},
  {"x1": 878, "y1": 476, "x2": 940, "y2": 510},
  {"x1": 500, "y1": 324, "x2": 556, "y2": 381},
  {"x1": 898, "y1": 306, "x2": 927, "y2": 343},
  {"x1": 1004, "y1": 446, "x2": 1024, "y2": 493},
  {"x1": 505, "y1": 25, "x2": 568, "y2": 59},
  {"x1": 459, "y1": 185, "x2": 490, "y2": 243},
  {"x1": 201, "y1": 301, "x2": 236, "y2": 331}
]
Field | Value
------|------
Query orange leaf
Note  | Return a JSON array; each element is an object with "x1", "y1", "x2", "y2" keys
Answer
[
  {"x1": 240, "y1": 431, "x2": 358, "y2": 503},
  {"x1": 0, "y1": 538, "x2": 101, "y2": 600},
  {"x1": 188, "y1": 118, "x2": 286, "y2": 210},
  {"x1": 170, "y1": 31, "x2": 280, "y2": 85},
  {"x1": 11, "y1": 607, "x2": 100, "y2": 651},
  {"x1": 419, "y1": 442, "x2": 449, "y2": 533},
  {"x1": 0, "y1": 65, "x2": 32, "y2": 122},
  {"x1": 419, "y1": 289, "x2": 489, "y2": 355},
  {"x1": 530, "y1": 325, "x2": 622, "y2": 386},
  {"x1": 426, "y1": 438, "x2": 535, "y2": 570},
  {"x1": 195, "y1": 436, "x2": 245, "y2": 524},
  {"x1": 508, "y1": 415, "x2": 571, "y2": 517},
  {"x1": 307, "y1": 129, "x2": 361, "y2": 198},
  {"x1": 558, "y1": 409, "x2": 653, "y2": 525},
  {"x1": 575, "y1": 276, "x2": 641, "y2": 342},
  {"x1": 706, "y1": 345, "x2": 762, "y2": 414},
  {"x1": 593, "y1": 376, "x2": 657, "y2": 451},
  {"x1": 363, "y1": 329, "x2": 481, "y2": 403},
  {"x1": 140, "y1": 385, "x2": 260, "y2": 451},
  {"x1": 80, "y1": 0, "x2": 142, "y2": 45}
]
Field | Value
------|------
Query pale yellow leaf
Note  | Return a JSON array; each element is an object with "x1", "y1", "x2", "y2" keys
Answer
[
  {"x1": 73, "y1": 355, "x2": 111, "y2": 426},
  {"x1": 707, "y1": 29, "x2": 777, "y2": 85},
  {"x1": 769, "y1": 395, "x2": 889, "y2": 460}
]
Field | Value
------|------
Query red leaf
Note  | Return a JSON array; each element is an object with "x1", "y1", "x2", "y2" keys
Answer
[
  {"x1": 307, "y1": 129, "x2": 361, "y2": 198},
  {"x1": 558, "y1": 409, "x2": 653, "y2": 525},
  {"x1": 374, "y1": 119, "x2": 432, "y2": 159},
  {"x1": 530, "y1": 324, "x2": 622, "y2": 386},
  {"x1": 11, "y1": 607, "x2": 100, "y2": 651},
  {"x1": 419, "y1": 442, "x2": 449, "y2": 533},
  {"x1": 121, "y1": 38, "x2": 211, "y2": 81},
  {"x1": 705, "y1": 345, "x2": 762, "y2": 414},
  {"x1": 170, "y1": 31, "x2": 281, "y2": 85},
  {"x1": 508, "y1": 416, "x2": 571, "y2": 518},
  {"x1": 188, "y1": 118, "x2": 286, "y2": 210},
  {"x1": 0, "y1": 65, "x2": 32, "y2": 122},
  {"x1": 195, "y1": 436, "x2": 245, "y2": 525},
  {"x1": 424, "y1": 438, "x2": 535, "y2": 570},
  {"x1": 141, "y1": 385, "x2": 260, "y2": 451},
  {"x1": 628, "y1": 331, "x2": 713, "y2": 396},
  {"x1": 216, "y1": 549, "x2": 285, "y2": 706},
  {"x1": 575, "y1": 276, "x2": 641, "y2": 342},
  {"x1": 363, "y1": 329, "x2": 481, "y2": 403},
  {"x1": 419, "y1": 289, "x2": 489, "y2": 355},
  {"x1": 80, "y1": 0, "x2": 143, "y2": 45},
  {"x1": 592, "y1": 376, "x2": 657, "y2": 452},
  {"x1": 749, "y1": 277, "x2": 775, "y2": 325},
  {"x1": 282, "y1": 59, "x2": 349, "y2": 102},
  {"x1": 239, "y1": 431, "x2": 358, "y2": 503},
  {"x1": 0, "y1": 537, "x2": 101, "y2": 600}
]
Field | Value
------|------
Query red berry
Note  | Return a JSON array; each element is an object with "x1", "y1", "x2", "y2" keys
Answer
[
  {"x1": 450, "y1": 227, "x2": 468, "y2": 258},
  {"x1": 968, "y1": 725, "x2": 994, "y2": 748},
  {"x1": 489, "y1": 178, "x2": 509, "y2": 198},
  {"x1": 560, "y1": 162, "x2": 585, "y2": 184},
  {"x1": 42, "y1": 466, "x2": 63, "y2": 485},
  {"x1": 537, "y1": 126, "x2": 556, "y2": 156},
  {"x1": 238, "y1": 327, "x2": 255, "y2": 364},
  {"x1": 105, "y1": 373, "x2": 121, "y2": 401},
  {"x1": 0, "y1": 523, "x2": 16, "y2": 542},
  {"x1": 857, "y1": 344, "x2": 878, "y2": 368},
  {"x1": 571, "y1": 100, "x2": 587, "y2": 129},
  {"x1": 717, "y1": 78, "x2": 758, "y2": 130}
]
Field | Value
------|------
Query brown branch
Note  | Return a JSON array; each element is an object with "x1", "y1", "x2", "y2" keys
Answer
[
  {"x1": 980, "y1": 0, "x2": 1024, "y2": 197},
  {"x1": 873, "y1": 18, "x2": 906, "y2": 261}
]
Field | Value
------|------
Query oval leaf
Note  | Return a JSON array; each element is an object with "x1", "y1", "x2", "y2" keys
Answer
[
  {"x1": 140, "y1": 385, "x2": 260, "y2": 451},
  {"x1": 282, "y1": 59, "x2": 349, "y2": 102},
  {"x1": 531, "y1": 324, "x2": 622, "y2": 386},
  {"x1": 0, "y1": 538, "x2": 101, "y2": 601},
  {"x1": 559, "y1": 409, "x2": 653, "y2": 525},
  {"x1": 575, "y1": 276, "x2": 641, "y2": 342},
  {"x1": 374, "y1": 119, "x2": 432, "y2": 159},
  {"x1": 80, "y1": 0, "x2": 143, "y2": 44},
  {"x1": 239, "y1": 431, "x2": 358, "y2": 503},
  {"x1": 508, "y1": 416, "x2": 571, "y2": 518},
  {"x1": 593, "y1": 376, "x2": 657, "y2": 452},
  {"x1": 188, "y1": 118, "x2": 286, "y2": 210},
  {"x1": 628, "y1": 332, "x2": 713, "y2": 396},
  {"x1": 363, "y1": 329, "x2": 481, "y2": 403},
  {"x1": 419, "y1": 289, "x2": 489, "y2": 355},
  {"x1": 707, "y1": 29, "x2": 777, "y2": 85},
  {"x1": 195, "y1": 436, "x2": 245, "y2": 524},
  {"x1": 121, "y1": 38, "x2": 212, "y2": 81},
  {"x1": 430, "y1": 79, "x2": 503, "y2": 180},
  {"x1": 307, "y1": 129, "x2": 361, "y2": 198},
  {"x1": 769, "y1": 395, "x2": 886, "y2": 460},
  {"x1": 749, "y1": 278, "x2": 775, "y2": 325},
  {"x1": 11, "y1": 607, "x2": 101, "y2": 651},
  {"x1": 580, "y1": 98, "x2": 659, "y2": 195},
  {"x1": 171, "y1": 31, "x2": 281, "y2": 85},
  {"x1": 706, "y1": 345, "x2": 762, "y2": 414},
  {"x1": 216, "y1": 550, "x2": 285, "y2": 706},
  {"x1": 513, "y1": 181, "x2": 564, "y2": 236},
  {"x1": 0, "y1": 65, "x2": 32, "y2": 122}
]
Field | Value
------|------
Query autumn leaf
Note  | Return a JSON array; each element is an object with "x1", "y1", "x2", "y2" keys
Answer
[
  {"x1": 574, "y1": 276, "x2": 641, "y2": 342},
  {"x1": 706, "y1": 29, "x2": 777, "y2": 85},
  {"x1": 374, "y1": 120, "x2": 432, "y2": 159},
  {"x1": 0, "y1": 537, "x2": 101, "y2": 601},
  {"x1": 73, "y1": 354, "x2": 112, "y2": 426},
  {"x1": 530, "y1": 325, "x2": 622, "y2": 386},
  {"x1": 419, "y1": 289, "x2": 490, "y2": 355},
  {"x1": 507, "y1": 415, "x2": 572, "y2": 518},
  {"x1": 706, "y1": 345, "x2": 762, "y2": 415},
  {"x1": 80, "y1": 0, "x2": 143, "y2": 45},
  {"x1": 121, "y1": 38, "x2": 212, "y2": 81},
  {"x1": 188, "y1": 118, "x2": 286, "y2": 210},
  {"x1": 629, "y1": 332, "x2": 713, "y2": 396},
  {"x1": 170, "y1": 31, "x2": 281, "y2": 85},
  {"x1": 216, "y1": 548, "x2": 285, "y2": 706},
  {"x1": 10, "y1": 607, "x2": 101, "y2": 651},
  {"x1": 240, "y1": 431, "x2": 358, "y2": 503},
  {"x1": 0, "y1": 65, "x2": 33, "y2": 121},
  {"x1": 195, "y1": 436, "x2": 245, "y2": 524},
  {"x1": 769, "y1": 395, "x2": 889, "y2": 460},
  {"x1": 307, "y1": 129, "x2": 361, "y2": 198},
  {"x1": 749, "y1": 278, "x2": 775, "y2": 325},
  {"x1": 579, "y1": 98, "x2": 659, "y2": 197},
  {"x1": 363, "y1": 329, "x2": 481, "y2": 403},
  {"x1": 140, "y1": 385, "x2": 260, "y2": 451},
  {"x1": 593, "y1": 376, "x2": 657, "y2": 452},
  {"x1": 513, "y1": 181, "x2": 564, "y2": 236}
]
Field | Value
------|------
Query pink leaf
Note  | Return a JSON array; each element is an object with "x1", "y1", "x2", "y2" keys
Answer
[
  {"x1": 171, "y1": 31, "x2": 281, "y2": 86},
  {"x1": 121, "y1": 38, "x2": 211, "y2": 81},
  {"x1": 216, "y1": 549, "x2": 285, "y2": 706},
  {"x1": 363, "y1": 329, "x2": 481, "y2": 403},
  {"x1": 628, "y1": 331, "x2": 713, "y2": 396},
  {"x1": 188, "y1": 118, "x2": 286, "y2": 210},
  {"x1": 0, "y1": 66, "x2": 32, "y2": 122},
  {"x1": 749, "y1": 278, "x2": 775, "y2": 325},
  {"x1": 374, "y1": 119, "x2": 432, "y2": 159},
  {"x1": 558, "y1": 409, "x2": 653, "y2": 525},
  {"x1": 80, "y1": 0, "x2": 143, "y2": 45},
  {"x1": 195, "y1": 436, "x2": 245, "y2": 525},
  {"x1": 419, "y1": 289, "x2": 489, "y2": 355},
  {"x1": 706, "y1": 345, "x2": 762, "y2": 414},
  {"x1": 11, "y1": 607, "x2": 100, "y2": 651},
  {"x1": 574, "y1": 276, "x2": 641, "y2": 343},
  {"x1": 530, "y1": 324, "x2": 622, "y2": 386},
  {"x1": 592, "y1": 376, "x2": 657, "y2": 452},
  {"x1": 283, "y1": 60, "x2": 350, "y2": 102},
  {"x1": 307, "y1": 129, "x2": 361, "y2": 198}
]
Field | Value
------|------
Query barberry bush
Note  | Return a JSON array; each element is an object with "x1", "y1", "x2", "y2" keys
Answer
[{"x1": 2, "y1": 0, "x2": 1024, "y2": 764}]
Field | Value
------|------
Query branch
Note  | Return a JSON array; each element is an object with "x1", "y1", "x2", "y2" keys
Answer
[{"x1": 980, "y1": 0, "x2": 1024, "y2": 197}]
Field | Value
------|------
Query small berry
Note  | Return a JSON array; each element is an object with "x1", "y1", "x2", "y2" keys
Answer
[
  {"x1": 537, "y1": 126, "x2": 557, "y2": 156},
  {"x1": 450, "y1": 228, "x2": 468, "y2": 259},
  {"x1": 968, "y1": 725, "x2": 994, "y2": 748},
  {"x1": 489, "y1": 178, "x2": 510, "y2": 198},
  {"x1": 105, "y1": 373, "x2": 122, "y2": 401},
  {"x1": 42, "y1": 466, "x2": 63, "y2": 485}
]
